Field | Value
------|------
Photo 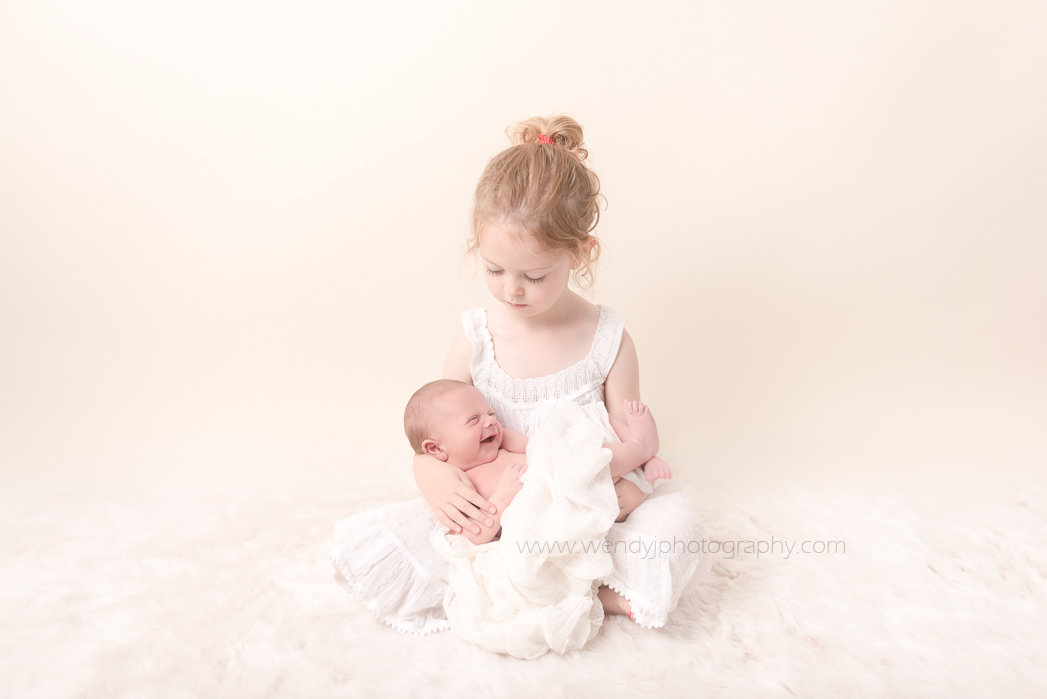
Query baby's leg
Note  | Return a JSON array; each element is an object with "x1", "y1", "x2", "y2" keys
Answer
[
  {"x1": 605, "y1": 400, "x2": 661, "y2": 478},
  {"x1": 614, "y1": 477, "x2": 648, "y2": 523}
]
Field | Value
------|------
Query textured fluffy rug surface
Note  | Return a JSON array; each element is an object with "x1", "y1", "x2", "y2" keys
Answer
[{"x1": 2, "y1": 476, "x2": 1045, "y2": 697}]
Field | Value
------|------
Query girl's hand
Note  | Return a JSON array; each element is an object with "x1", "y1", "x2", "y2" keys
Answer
[{"x1": 413, "y1": 457, "x2": 496, "y2": 534}]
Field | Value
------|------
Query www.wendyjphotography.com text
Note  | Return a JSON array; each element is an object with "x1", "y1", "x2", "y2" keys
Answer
[{"x1": 514, "y1": 537, "x2": 847, "y2": 560}]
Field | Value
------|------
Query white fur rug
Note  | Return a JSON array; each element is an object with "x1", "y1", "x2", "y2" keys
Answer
[{"x1": 2, "y1": 477, "x2": 1045, "y2": 697}]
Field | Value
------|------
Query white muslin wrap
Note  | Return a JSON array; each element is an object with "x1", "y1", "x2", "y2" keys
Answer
[{"x1": 430, "y1": 400, "x2": 621, "y2": 659}]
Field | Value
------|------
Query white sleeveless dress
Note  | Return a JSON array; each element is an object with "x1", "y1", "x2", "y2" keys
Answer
[
  {"x1": 463, "y1": 306, "x2": 652, "y2": 495},
  {"x1": 330, "y1": 306, "x2": 706, "y2": 633}
]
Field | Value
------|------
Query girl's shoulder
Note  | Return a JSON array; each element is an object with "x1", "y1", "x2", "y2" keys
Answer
[{"x1": 442, "y1": 326, "x2": 475, "y2": 383}]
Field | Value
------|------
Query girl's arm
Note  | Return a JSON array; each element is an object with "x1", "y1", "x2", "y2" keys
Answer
[
  {"x1": 603, "y1": 329, "x2": 642, "y2": 426},
  {"x1": 413, "y1": 453, "x2": 495, "y2": 535},
  {"x1": 413, "y1": 329, "x2": 496, "y2": 534},
  {"x1": 602, "y1": 330, "x2": 646, "y2": 478},
  {"x1": 442, "y1": 331, "x2": 474, "y2": 383}
]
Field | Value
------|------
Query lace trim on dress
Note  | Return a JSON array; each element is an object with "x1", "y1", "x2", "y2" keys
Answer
[
  {"x1": 463, "y1": 306, "x2": 626, "y2": 407},
  {"x1": 600, "y1": 578, "x2": 660, "y2": 630},
  {"x1": 329, "y1": 500, "x2": 451, "y2": 636}
]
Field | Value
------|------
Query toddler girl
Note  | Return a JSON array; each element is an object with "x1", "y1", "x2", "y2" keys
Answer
[{"x1": 412, "y1": 115, "x2": 704, "y2": 625}]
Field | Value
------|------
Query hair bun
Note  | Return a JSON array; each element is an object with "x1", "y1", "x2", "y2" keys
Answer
[{"x1": 506, "y1": 115, "x2": 589, "y2": 160}]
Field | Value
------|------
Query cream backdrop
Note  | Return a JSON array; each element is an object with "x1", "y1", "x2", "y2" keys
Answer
[{"x1": 1, "y1": 1, "x2": 1044, "y2": 489}]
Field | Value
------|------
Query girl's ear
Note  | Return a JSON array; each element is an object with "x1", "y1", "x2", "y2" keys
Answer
[
  {"x1": 422, "y1": 439, "x2": 449, "y2": 462},
  {"x1": 572, "y1": 236, "x2": 597, "y2": 269}
]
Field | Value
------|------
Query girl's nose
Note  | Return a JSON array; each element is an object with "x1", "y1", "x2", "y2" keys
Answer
[{"x1": 505, "y1": 279, "x2": 525, "y2": 298}]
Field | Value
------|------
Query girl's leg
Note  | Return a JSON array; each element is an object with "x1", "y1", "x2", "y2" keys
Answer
[
  {"x1": 603, "y1": 485, "x2": 708, "y2": 628},
  {"x1": 597, "y1": 585, "x2": 632, "y2": 618}
]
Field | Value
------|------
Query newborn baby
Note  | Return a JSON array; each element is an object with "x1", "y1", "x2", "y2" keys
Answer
[{"x1": 405, "y1": 379, "x2": 666, "y2": 545}]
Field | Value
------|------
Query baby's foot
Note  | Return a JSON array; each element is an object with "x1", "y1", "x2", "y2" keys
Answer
[
  {"x1": 643, "y1": 455, "x2": 673, "y2": 483},
  {"x1": 623, "y1": 399, "x2": 659, "y2": 461}
]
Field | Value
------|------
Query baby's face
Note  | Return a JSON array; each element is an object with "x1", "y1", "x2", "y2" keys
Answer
[{"x1": 432, "y1": 386, "x2": 503, "y2": 469}]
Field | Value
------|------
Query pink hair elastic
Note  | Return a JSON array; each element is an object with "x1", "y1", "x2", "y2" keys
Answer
[{"x1": 537, "y1": 133, "x2": 554, "y2": 144}]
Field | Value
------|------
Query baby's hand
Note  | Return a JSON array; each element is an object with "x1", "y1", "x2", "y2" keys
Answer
[
  {"x1": 643, "y1": 456, "x2": 673, "y2": 482},
  {"x1": 495, "y1": 460, "x2": 527, "y2": 499}
]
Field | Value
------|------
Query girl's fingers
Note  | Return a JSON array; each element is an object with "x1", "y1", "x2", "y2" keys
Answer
[
  {"x1": 458, "y1": 486, "x2": 496, "y2": 515},
  {"x1": 452, "y1": 472, "x2": 496, "y2": 514},
  {"x1": 451, "y1": 497, "x2": 491, "y2": 531},
  {"x1": 444, "y1": 504, "x2": 480, "y2": 534},
  {"x1": 452, "y1": 496, "x2": 481, "y2": 520},
  {"x1": 435, "y1": 509, "x2": 462, "y2": 533}
]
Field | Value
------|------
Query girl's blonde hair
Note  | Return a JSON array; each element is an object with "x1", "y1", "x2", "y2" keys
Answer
[{"x1": 470, "y1": 115, "x2": 604, "y2": 288}]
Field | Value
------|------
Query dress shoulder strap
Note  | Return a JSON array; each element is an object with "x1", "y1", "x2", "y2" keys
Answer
[
  {"x1": 461, "y1": 308, "x2": 495, "y2": 378},
  {"x1": 590, "y1": 306, "x2": 627, "y2": 380}
]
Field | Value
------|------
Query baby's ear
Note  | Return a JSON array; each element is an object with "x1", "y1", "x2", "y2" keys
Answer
[{"x1": 422, "y1": 439, "x2": 448, "y2": 462}]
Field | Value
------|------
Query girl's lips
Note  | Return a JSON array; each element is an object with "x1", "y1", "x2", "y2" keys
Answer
[{"x1": 504, "y1": 301, "x2": 527, "y2": 309}]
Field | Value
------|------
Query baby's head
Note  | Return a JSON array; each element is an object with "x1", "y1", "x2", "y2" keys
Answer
[
  {"x1": 404, "y1": 379, "x2": 503, "y2": 469},
  {"x1": 470, "y1": 115, "x2": 604, "y2": 290}
]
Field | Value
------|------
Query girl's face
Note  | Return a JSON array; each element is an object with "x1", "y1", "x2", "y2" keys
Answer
[{"x1": 477, "y1": 220, "x2": 575, "y2": 319}]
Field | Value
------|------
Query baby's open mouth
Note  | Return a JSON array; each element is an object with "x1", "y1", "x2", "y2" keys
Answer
[{"x1": 481, "y1": 435, "x2": 497, "y2": 444}]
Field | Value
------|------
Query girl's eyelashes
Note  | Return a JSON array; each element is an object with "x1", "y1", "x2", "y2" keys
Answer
[{"x1": 485, "y1": 268, "x2": 545, "y2": 284}]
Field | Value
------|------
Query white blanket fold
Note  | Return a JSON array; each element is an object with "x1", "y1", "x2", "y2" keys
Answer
[{"x1": 431, "y1": 401, "x2": 620, "y2": 659}]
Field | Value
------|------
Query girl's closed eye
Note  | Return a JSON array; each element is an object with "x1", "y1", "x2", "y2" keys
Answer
[
  {"x1": 525, "y1": 275, "x2": 546, "y2": 284},
  {"x1": 485, "y1": 268, "x2": 503, "y2": 276}
]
